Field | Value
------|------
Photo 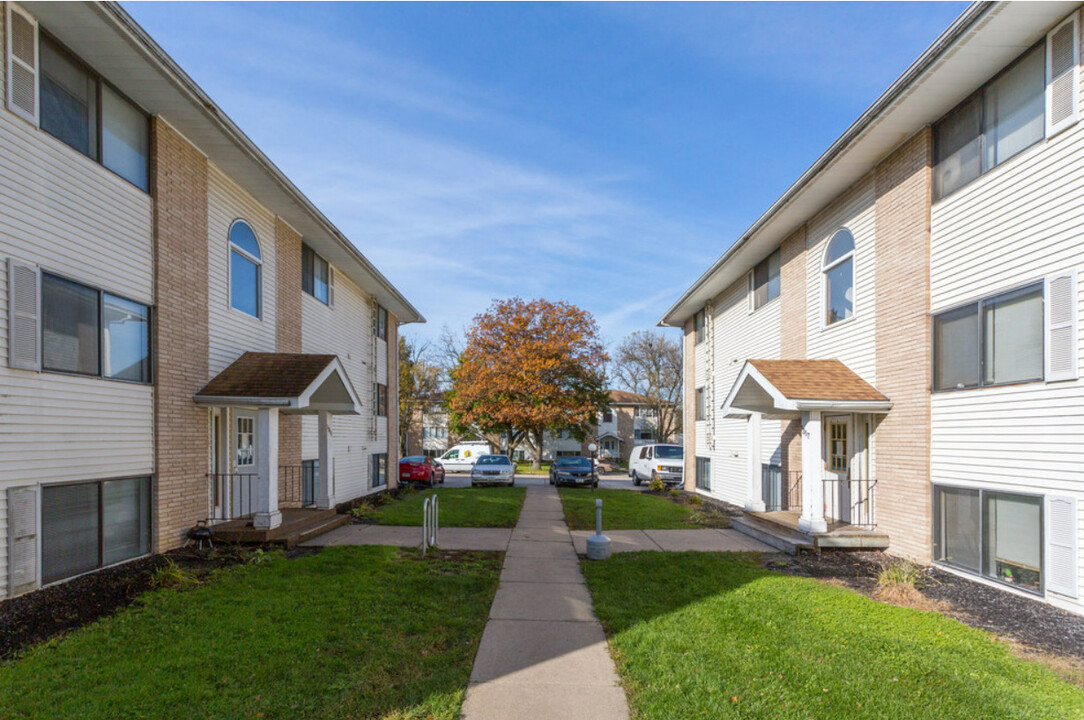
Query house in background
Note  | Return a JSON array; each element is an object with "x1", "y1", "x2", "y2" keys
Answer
[
  {"x1": 662, "y1": 2, "x2": 1084, "y2": 615},
  {"x1": 1, "y1": 1, "x2": 421, "y2": 599},
  {"x1": 514, "y1": 390, "x2": 677, "y2": 463}
]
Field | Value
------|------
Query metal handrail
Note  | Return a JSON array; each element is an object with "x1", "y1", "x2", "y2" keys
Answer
[
  {"x1": 822, "y1": 476, "x2": 877, "y2": 529},
  {"x1": 207, "y1": 472, "x2": 259, "y2": 521},
  {"x1": 422, "y1": 495, "x2": 439, "y2": 557},
  {"x1": 761, "y1": 466, "x2": 802, "y2": 513}
]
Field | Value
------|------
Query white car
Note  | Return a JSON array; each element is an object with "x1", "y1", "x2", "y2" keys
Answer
[
  {"x1": 629, "y1": 443, "x2": 684, "y2": 487},
  {"x1": 470, "y1": 455, "x2": 516, "y2": 487}
]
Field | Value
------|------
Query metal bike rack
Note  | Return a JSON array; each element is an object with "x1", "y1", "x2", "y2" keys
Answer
[{"x1": 422, "y1": 495, "x2": 439, "y2": 557}]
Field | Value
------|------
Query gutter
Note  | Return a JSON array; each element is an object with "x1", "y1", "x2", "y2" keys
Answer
[
  {"x1": 97, "y1": 2, "x2": 425, "y2": 324},
  {"x1": 658, "y1": 1, "x2": 995, "y2": 327}
]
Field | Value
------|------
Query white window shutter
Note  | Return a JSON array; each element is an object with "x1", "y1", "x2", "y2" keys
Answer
[
  {"x1": 328, "y1": 266, "x2": 335, "y2": 307},
  {"x1": 7, "y1": 258, "x2": 40, "y2": 371},
  {"x1": 7, "y1": 486, "x2": 39, "y2": 596},
  {"x1": 1046, "y1": 12, "x2": 1079, "y2": 138},
  {"x1": 1046, "y1": 495, "x2": 1079, "y2": 598},
  {"x1": 1045, "y1": 271, "x2": 1077, "y2": 382},
  {"x1": 5, "y1": 3, "x2": 38, "y2": 125},
  {"x1": 747, "y1": 271, "x2": 754, "y2": 314}
]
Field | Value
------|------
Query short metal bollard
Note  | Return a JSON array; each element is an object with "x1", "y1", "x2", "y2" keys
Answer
[
  {"x1": 586, "y1": 497, "x2": 612, "y2": 560},
  {"x1": 422, "y1": 495, "x2": 439, "y2": 557}
]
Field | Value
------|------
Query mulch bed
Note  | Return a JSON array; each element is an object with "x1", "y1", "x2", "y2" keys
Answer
[
  {"x1": 768, "y1": 551, "x2": 1084, "y2": 663},
  {"x1": 0, "y1": 546, "x2": 260, "y2": 661}
]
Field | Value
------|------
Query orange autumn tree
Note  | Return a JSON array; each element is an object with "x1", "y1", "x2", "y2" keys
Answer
[{"x1": 449, "y1": 298, "x2": 610, "y2": 470}]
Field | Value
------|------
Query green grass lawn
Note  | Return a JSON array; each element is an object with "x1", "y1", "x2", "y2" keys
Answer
[
  {"x1": 582, "y1": 552, "x2": 1084, "y2": 720},
  {"x1": 0, "y1": 546, "x2": 501, "y2": 720},
  {"x1": 362, "y1": 487, "x2": 526, "y2": 527},
  {"x1": 559, "y1": 488, "x2": 713, "y2": 530},
  {"x1": 515, "y1": 461, "x2": 551, "y2": 475}
]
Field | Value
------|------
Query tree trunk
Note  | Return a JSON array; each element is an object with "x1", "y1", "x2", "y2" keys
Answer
[{"x1": 531, "y1": 429, "x2": 545, "y2": 471}]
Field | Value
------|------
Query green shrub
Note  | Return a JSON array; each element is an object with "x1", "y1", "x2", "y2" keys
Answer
[
  {"x1": 877, "y1": 557, "x2": 925, "y2": 589},
  {"x1": 687, "y1": 494, "x2": 704, "y2": 506},
  {"x1": 647, "y1": 478, "x2": 665, "y2": 492},
  {"x1": 150, "y1": 558, "x2": 200, "y2": 589}
]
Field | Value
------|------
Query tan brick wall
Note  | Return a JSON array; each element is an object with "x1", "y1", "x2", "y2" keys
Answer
[
  {"x1": 873, "y1": 128, "x2": 933, "y2": 562},
  {"x1": 151, "y1": 118, "x2": 210, "y2": 551},
  {"x1": 683, "y1": 317, "x2": 696, "y2": 491},
  {"x1": 386, "y1": 311, "x2": 400, "y2": 488},
  {"x1": 616, "y1": 407, "x2": 636, "y2": 464},
  {"x1": 275, "y1": 218, "x2": 302, "y2": 504},
  {"x1": 779, "y1": 226, "x2": 808, "y2": 478}
]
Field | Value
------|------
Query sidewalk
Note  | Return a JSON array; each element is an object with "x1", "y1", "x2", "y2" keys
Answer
[{"x1": 459, "y1": 485, "x2": 630, "y2": 720}]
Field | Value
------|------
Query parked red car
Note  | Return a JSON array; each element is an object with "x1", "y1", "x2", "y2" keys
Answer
[{"x1": 398, "y1": 456, "x2": 446, "y2": 485}]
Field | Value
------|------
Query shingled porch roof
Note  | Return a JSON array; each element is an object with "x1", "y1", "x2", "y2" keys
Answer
[
  {"x1": 721, "y1": 359, "x2": 891, "y2": 418},
  {"x1": 194, "y1": 352, "x2": 362, "y2": 414}
]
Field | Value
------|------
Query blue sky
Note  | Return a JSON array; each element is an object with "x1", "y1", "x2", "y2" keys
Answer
[{"x1": 125, "y1": 1, "x2": 966, "y2": 349}]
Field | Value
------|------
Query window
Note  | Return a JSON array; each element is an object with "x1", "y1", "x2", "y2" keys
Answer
[
  {"x1": 301, "y1": 459, "x2": 318, "y2": 506},
  {"x1": 602, "y1": 411, "x2": 614, "y2": 424},
  {"x1": 302, "y1": 244, "x2": 329, "y2": 304},
  {"x1": 696, "y1": 457, "x2": 711, "y2": 491},
  {"x1": 823, "y1": 229, "x2": 854, "y2": 326},
  {"x1": 933, "y1": 43, "x2": 1045, "y2": 200},
  {"x1": 934, "y1": 283, "x2": 1043, "y2": 391},
  {"x1": 695, "y1": 387, "x2": 706, "y2": 421},
  {"x1": 41, "y1": 273, "x2": 150, "y2": 383},
  {"x1": 229, "y1": 220, "x2": 262, "y2": 318},
  {"x1": 38, "y1": 34, "x2": 149, "y2": 191},
  {"x1": 236, "y1": 416, "x2": 255, "y2": 467},
  {"x1": 41, "y1": 477, "x2": 150, "y2": 585},
  {"x1": 694, "y1": 309, "x2": 705, "y2": 345},
  {"x1": 375, "y1": 305, "x2": 388, "y2": 340},
  {"x1": 934, "y1": 486, "x2": 1042, "y2": 593},
  {"x1": 375, "y1": 383, "x2": 388, "y2": 417},
  {"x1": 371, "y1": 454, "x2": 387, "y2": 488},
  {"x1": 752, "y1": 249, "x2": 781, "y2": 310}
]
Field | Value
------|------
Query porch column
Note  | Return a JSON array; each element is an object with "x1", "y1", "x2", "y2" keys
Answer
[
  {"x1": 317, "y1": 410, "x2": 334, "y2": 509},
  {"x1": 254, "y1": 407, "x2": 282, "y2": 529},
  {"x1": 745, "y1": 412, "x2": 766, "y2": 512},
  {"x1": 798, "y1": 410, "x2": 827, "y2": 533}
]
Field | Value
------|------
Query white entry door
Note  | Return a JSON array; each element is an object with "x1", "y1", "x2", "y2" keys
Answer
[
  {"x1": 233, "y1": 411, "x2": 258, "y2": 516},
  {"x1": 823, "y1": 415, "x2": 852, "y2": 523}
]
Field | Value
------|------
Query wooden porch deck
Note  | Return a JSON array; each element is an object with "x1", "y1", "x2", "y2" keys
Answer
[
  {"x1": 210, "y1": 507, "x2": 348, "y2": 547},
  {"x1": 731, "y1": 510, "x2": 889, "y2": 553}
]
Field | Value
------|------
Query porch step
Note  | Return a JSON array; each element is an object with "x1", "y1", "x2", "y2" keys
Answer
[
  {"x1": 815, "y1": 530, "x2": 890, "y2": 550},
  {"x1": 730, "y1": 515, "x2": 813, "y2": 554},
  {"x1": 294, "y1": 513, "x2": 349, "y2": 546}
]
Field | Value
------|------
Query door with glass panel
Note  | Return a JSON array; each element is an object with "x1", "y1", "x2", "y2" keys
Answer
[
  {"x1": 233, "y1": 411, "x2": 258, "y2": 517},
  {"x1": 823, "y1": 416, "x2": 851, "y2": 524}
]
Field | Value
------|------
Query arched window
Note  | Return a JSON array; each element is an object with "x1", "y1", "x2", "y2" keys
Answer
[
  {"x1": 823, "y1": 229, "x2": 855, "y2": 326},
  {"x1": 229, "y1": 220, "x2": 261, "y2": 318}
]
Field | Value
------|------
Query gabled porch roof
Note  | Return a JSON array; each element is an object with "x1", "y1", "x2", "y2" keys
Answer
[
  {"x1": 194, "y1": 352, "x2": 362, "y2": 414},
  {"x1": 721, "y1": 359, "x2": 891, "y2": 419}
]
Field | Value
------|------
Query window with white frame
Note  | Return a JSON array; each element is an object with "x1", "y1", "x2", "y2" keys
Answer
[
  {"x1": 694, "y1": 309, "x2": 705, "y2": 344},
  {"x1": 695, "y1": 457, "x2": 711, "y2": 491},
  {"x1": 375, "y1": 305, "x2": 388, "y2": 340},
  {"x1": 822, "y1": 229, "x2": 855, "y2": 326},
  {"x1": 229, "y1": 220, "x2": 262, "y2": 318},
  {"x1": 235, "y1": 416, "x2": 255, "y2": 467},
  {"x1": 371, "y1": 453, "x2": 387, "y2": 488},
  {"x1": 695, "y1": 388, "x2": 706, "y2": 421},
  {"x1": 752, "y1": 249, "x2": 781, "y2": 310}
]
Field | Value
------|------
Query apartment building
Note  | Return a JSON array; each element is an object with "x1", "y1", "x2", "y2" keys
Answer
[
  {"x1": 1, "y1": 2, "x2": 421, "y2": 599},
  {"x1": 662, "y1": 2, "x2": 1084, "y2": 615}
]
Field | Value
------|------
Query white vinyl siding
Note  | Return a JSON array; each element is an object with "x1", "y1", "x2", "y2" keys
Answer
[
  {"x1": 931, "y1": 42, "x2": 1084, "y2": 610},
  {"x1": 301, "y1": 267, "x2": 383, "y2": 501},
  {"x1": 207, "y1": 164, "x2": 276, "y2": 375},
  {"x1": 806, "y1": 177, "x2": 877, "y2": 380},
  {"x1": 0, "y1": 46, "x2": 155, "y2": 594},
  {"x1": 695, "y1": 275, "x2": 782, "y2": 506}
]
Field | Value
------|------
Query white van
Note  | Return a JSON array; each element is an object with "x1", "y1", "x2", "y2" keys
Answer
[
  {"x1": 629, "y1": 443, "x2": 684, "y2": 487},
  {"x1": 435, "y1": 441, "x2": 492, "y2": 473}
]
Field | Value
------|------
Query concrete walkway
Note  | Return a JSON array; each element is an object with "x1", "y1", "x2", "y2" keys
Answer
[
  {"x1": 460, "y1": 485, "x2": 630, "y2": 720},
  {"x1": 570, "y1": 527, "x2": 772, "y2": 554}
]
